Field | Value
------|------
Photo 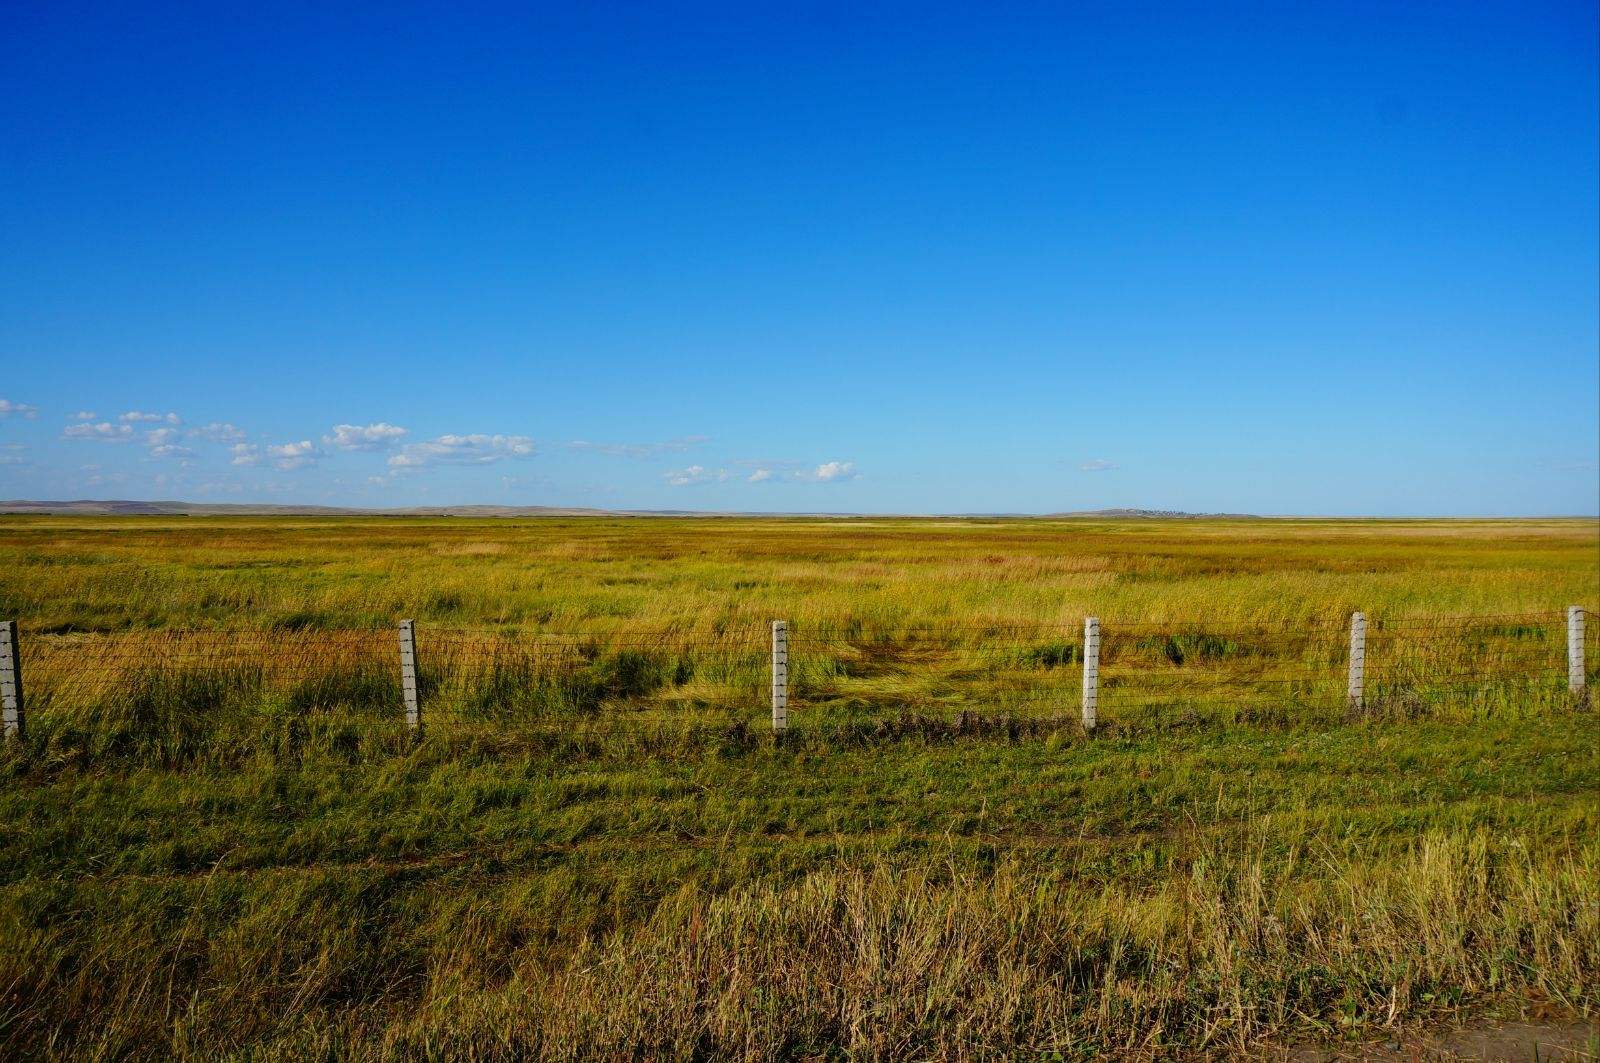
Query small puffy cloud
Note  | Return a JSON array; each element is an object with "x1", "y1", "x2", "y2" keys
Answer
[
  {"x1": 735, "y1": 458, "x2": 856, "y2": 483},
  {"x1": 64, "y1": 421, "x2": 135, "y2": 442},
  {"x1": 664, "y1": 465, "x2": 731, "y2": 486},
  {"x1": 389, "y1": 434, "x2": 535, "y2": 469},
  {"x1": 789, "y1": 460, "x2": 859, "y2": 483},
  {"x1": 71, "y1": 410, "x2": 97, "y2": 421},
  {"x1": 189, "y1": 422, "x2": 247, "y2": 443},
  {"x1": 266, "y1": 440, "x2": 318, "y2": 470},
  {"x1": 566, "y1": 434, "x2": 709, "y2": 459},
  {"x1": 228, "y1": 440, "x2": 312, "y2": 470},
  {"x1": 120, "y1": 410, "x2": 181, "y2": 425},
  {"x1": 323, "y1": 422, "x2": 408, "y2": 451},
  {"x1": 1080, "y1": 459, "x2": 1118, "y2": 472},
  {"x1": 144, "y1": 427, "x2": 194, "y2": 460},
  {"x1": 0, "y1": 399, "x2": 38, "y2": 419}
]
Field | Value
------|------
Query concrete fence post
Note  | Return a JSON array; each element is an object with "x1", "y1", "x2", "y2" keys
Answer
[
  {"x1": 1347, "y1": 611, "x2": 1366, "y2": 712},
  {"x1": 771, "y1": 620, "x2": 788, "y2": 733},
  {"x1": 398, "y1": 619, "x2": 421, "y2": 732},
  {"x1": 1569, "y1": 606, "x2": 1586, "y2": 694},
  {"x1": 0, "y1": 621, "x2": 22, "y2": 741},
  {"x1": 1081, "y1": 616, "x2": 1100, "y2": 731}
]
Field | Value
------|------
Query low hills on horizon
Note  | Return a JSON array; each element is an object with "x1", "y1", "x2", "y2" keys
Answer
[{"x1": 0, "y1": 498, "x2": 1256, "y2": 519}]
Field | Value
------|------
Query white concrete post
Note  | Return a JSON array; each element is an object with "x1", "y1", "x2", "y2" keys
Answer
[
  {"x1": 1569, "y1": 606, "x2": 1586, "y2": 694},
  {"x1": 771, "y1": 620, "x2": 788, "y2": 732},
  {"x1": 0, "y1": 621, "x2": 21, "y2": 740},
  {"x1": 1081, "y1": 616, "x2": 1099, "y2": 731},
  {"x1": 398, "y1": 619, "x2": 421, "y2": 732},
  {"x1": 1347, "y1": 611, "x2": 1366, "y2": 712}
]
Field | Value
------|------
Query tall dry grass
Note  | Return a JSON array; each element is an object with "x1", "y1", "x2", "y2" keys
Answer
[{"x1": 4, "y1": 832, "x2": 1587, "y2": 1059}]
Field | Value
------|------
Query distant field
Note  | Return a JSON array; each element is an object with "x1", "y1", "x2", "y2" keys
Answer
[
  {"x1": 2, "y1": 514, "x2": 1596, "y2": 632},
  {"x1": 0, "y1": 516, "x2": 1595, "y2": 1059}
]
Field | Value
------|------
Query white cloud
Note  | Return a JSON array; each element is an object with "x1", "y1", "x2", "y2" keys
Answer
[
  {"x1": 71, "y1": 410, "x2": 97, "y2": 421},
  {"x1": 120, "y1": 411, "x2": 181, "y2": 425},
  {"x1": 323, "y1": 422, "x2": 408, "y2": 451},
  {"x1": 189, "y1": 422, "x2": 247, "y2": 443},
  {"x1": 664, "y1": 464, "x2": 731, "y2": 486},
  {"x1": 143, "y1": 427, "x2": 194, "y2": 460},
  {"x1": 567, "y1": 434, "x2": 709, "y2": 459},
  {"x1": 734, "y1": 459, "x2": 857, "y2": 484},
  {"x1": 791, "y1": 461, "x2": 858, "y2": 483},
  {"x1": 389, "y1": 434, "x2": 535, "y2": 468},
  {"x1": 266, "y1": 441, "x2": 318, "y2": 470},
  {"x1": 64, "y1": 421, "x2": 135, "y2": 442},
  {"x1": 227, "y1": 440, "x2": 314, "y2": 470},
  {"x1": 0, "y1": 399, "x2": 38, "y2": 419},
  {"x1": 1080, "y1": 459, "x2": 1118, "y2": 472}
]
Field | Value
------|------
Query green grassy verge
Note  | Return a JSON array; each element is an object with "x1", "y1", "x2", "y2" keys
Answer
[{"x1": 1, "y1": 711, "x2": 1595, "y2": 1058}]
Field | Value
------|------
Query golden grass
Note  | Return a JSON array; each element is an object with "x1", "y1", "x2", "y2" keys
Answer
[
  {"x1": 0, "y1": 515, "x2": 1595, "y2": 1058},
  {"x1": 0, "y1": 516, "x2": 1594, "y2": 637}
]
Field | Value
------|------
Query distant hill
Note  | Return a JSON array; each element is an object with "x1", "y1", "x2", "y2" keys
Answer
[
  {"x1": 1043, "y1": 508, "x2": 1260, "y2": 519},
  {"x1": 0, "y1": 499, "x2": 1264, "y2": 519},
  {"x1": 0, "y1": 499, "x2": 619, "y2": 517}
]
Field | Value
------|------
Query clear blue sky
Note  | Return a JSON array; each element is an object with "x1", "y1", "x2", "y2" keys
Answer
[{"x1": 1, "y1": 1, "x2": 1595, "y2": 514}]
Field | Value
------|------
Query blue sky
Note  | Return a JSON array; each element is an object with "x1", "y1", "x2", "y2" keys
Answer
[{"x1": 1, "y1": 1, "x2": 1595, "y2": 515}]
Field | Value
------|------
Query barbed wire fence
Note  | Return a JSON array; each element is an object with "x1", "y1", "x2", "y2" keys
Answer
[{"x1": 0, "y1": 608, "x2": 1592, "y2": 752}]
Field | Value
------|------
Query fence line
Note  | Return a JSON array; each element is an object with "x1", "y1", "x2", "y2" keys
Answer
[{"x1": 0, "y1": 608, "x2": 1591, "y2": 744}]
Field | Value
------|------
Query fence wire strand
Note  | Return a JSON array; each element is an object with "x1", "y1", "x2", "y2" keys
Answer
[{"x1": 3, "y1": 609, "x2": 1592, "y2": 741}]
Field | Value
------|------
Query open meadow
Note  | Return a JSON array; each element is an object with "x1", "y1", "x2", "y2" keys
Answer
[{"x1": 0, "y1": 514, "x2": 1596, "y2": 1059}]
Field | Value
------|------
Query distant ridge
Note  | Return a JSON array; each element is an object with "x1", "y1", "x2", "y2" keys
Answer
[
  {"x1": 0, "y1": 499, "x2": 1266, "y2": 518},
  {"x1": 0, "y1": 499, "x2": 618, "y2": 517},
  {"x1": 1042, "y1": 508, "x2": 1259, "y2": 519}
]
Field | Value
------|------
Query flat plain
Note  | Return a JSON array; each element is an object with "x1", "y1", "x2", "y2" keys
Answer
[{"x1": 0, "y1": 514, "x2": 1595, "y2": 1059}]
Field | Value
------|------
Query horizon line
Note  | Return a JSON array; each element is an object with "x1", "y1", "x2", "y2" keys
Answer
[{"x1": 2, "y1": 499, "x2": 1597, "y2": 521}]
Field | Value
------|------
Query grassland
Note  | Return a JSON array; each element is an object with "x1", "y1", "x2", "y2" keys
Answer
[{"x1": 0, "y1": 515, "x2": 1595, "y2": 1059}]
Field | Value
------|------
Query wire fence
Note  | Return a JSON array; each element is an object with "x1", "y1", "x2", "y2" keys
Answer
[{"x1": 0, "y1": 609, "x2": 1594, "y2": 752}]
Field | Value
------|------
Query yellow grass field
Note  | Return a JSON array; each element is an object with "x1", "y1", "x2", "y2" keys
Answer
[{"x1": 0, "y1": 515, "x2": 1595, "y2": 1059}]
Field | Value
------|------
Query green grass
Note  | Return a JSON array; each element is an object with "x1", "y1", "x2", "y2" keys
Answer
[
  {"x1": 0, "y1": 514, "x2": 1594, "y2": 634},
  {"x1": 0, "y1": 515, "x2": 1595, "y2": 1058}
]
